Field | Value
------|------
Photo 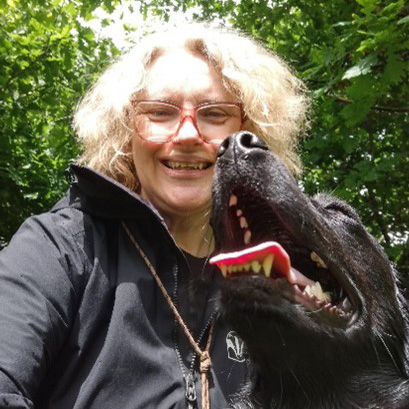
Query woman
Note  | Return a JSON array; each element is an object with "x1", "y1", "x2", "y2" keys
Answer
[{"x1": 0, "y1": 23, "x2": 308, "y2": 409}]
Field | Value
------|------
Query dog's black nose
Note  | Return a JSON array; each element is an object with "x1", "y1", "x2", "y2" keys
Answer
[{"x1": 217, "y1": 131, "x2": 268, "y2": 158}]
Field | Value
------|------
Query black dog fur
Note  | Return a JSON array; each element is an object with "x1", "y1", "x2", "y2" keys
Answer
[{"x1": 211, "y1": 132, "x2": 409, "y2": 409}]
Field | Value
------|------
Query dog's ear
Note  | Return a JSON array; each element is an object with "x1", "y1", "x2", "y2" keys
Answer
[{"x1": 312, "y1": 192, "x2": 362, "y2": 222}]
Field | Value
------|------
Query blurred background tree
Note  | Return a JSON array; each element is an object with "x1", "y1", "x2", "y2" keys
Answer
[
  {"x1": 1, "y1": 0, "x2": 408, "y2": 279},
  {"x1": 0, "y1": 0, "x2": 120, "y2": 245}
]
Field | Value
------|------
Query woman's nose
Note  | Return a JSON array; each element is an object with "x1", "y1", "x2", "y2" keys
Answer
[{"x1": 173, "y1": 117, "x2": 202, "y2": 144}]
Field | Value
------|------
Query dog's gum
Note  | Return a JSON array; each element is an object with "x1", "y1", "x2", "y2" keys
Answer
[{"x1": 210, "y1": 241, "x2": 290, "y2": 276}]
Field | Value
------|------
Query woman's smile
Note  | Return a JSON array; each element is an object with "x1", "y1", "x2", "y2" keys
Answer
[{"x1": 162, "y1": 160, "x2": 213, "y2": 171}]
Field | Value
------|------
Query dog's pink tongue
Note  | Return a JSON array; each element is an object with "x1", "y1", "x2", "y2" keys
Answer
[
  {"x1": 210, "y1": 241, "x2": 290, "y2": 274},
  {"x1": 210, "y1": 241, "x2": 314, "y2": 286}
]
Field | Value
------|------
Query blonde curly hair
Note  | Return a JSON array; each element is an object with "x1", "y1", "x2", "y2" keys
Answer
[{"x1": 73, "y1": 23, "x2": 310, "y2": 191}]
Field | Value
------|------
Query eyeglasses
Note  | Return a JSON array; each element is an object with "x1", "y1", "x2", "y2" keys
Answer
[{"x1": 132, "y1": 100, "x2": 244, "y2": 144}]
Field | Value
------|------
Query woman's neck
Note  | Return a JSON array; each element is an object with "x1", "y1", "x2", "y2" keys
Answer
[{"x1": 164, "y1": 213, "x2": 214, "y2": 257}]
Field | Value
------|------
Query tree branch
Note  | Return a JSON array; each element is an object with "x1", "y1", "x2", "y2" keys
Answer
[{"x1": 334, "y1": 95, "x2": 409, "y2": 113}]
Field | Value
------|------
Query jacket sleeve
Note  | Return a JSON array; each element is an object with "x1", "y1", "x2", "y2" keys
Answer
[{"x1": 0, "y1": 213, "x2": 87, "y2": 408}]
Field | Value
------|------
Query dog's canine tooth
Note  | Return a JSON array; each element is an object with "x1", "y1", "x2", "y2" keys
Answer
[
  {"x1": 309, "y1": 281, "x2": 323, "y2": 298},
  {"x1": 239, "y1": 216, "x2": 248, "y2": 229},
  {"x1": 310, "y1": 251, "x2": 328, "y2": 269},
  {"x1": 263, "y1": 254, "x2": 274, "y2": 277},
  {"x1": 304, "y1": 282, "x2": 332, "y2": 303},
  {"x1": 251, "y1": 260, "x2": 261, "y2": 273},
  {"x1": 229, "y1": 194, "x2": 238, "y2": 207},
  {"x1": 244, "y1": 230, "x2": 252, "y2": 244},
  {"x1": 220, "y1": 264, "x2": 227, "y2": 277}
]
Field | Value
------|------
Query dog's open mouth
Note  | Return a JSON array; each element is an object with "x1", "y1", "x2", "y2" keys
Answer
[{"x1": 211, "y1": 193, "x2": 355, "y2": 323}]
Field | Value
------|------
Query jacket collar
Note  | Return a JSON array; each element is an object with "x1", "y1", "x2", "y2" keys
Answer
[{"x1": 63, "y1": 164, "x2": 168, "y2": 228}]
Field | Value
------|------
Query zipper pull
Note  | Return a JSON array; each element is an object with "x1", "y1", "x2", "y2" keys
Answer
[{"x1": 184, "y1": 372, "x2": 197, "y2": 408}]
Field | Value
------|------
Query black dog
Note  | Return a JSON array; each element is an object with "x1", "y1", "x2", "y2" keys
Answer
[{"x1": 210, "y1": 132, "x2": 409, "y2": 409}]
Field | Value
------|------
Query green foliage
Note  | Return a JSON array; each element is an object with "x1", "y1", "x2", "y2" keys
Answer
[
  {"x1": 0, "y1": 0, "x2": 119, "y2": 245},
  {"x1": 1, "y1": 0, "x2": 408, "y2": 281}
]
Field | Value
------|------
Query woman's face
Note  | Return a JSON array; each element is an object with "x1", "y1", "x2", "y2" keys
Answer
[{"x1": 131, "y1": 49, "x2": 241, "y2": 222}]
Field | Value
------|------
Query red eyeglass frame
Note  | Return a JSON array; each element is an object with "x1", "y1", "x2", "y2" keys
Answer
[{"x1": 131, "y1": 99, "x2": 246, "y2": 143}]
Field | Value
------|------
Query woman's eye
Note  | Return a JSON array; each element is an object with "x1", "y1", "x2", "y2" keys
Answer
[
  {"x1": 206, "y1": 109, "x2": 226, "y2": 117},
  {"x1": 146, "y1": 109, "x2": 176, "y2": 121},
  {"x1": 200, "y1": 108, "x2": 228, "y2": 123},
  {"x1": 151, "y1": 110, "x2": 170, "y2": 117}
]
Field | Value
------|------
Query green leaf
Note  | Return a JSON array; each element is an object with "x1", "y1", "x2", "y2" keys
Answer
[
  {"x1": 345, "y1": 75, "x2": 376, "y2": 100},
  {"x1": 382, "y1": 53, "x2": 406, "y2": 86},
  {"x1": 342, "y1": 54, "x2": 378, "y2": 79},
  {"x1": 397, "y1": 15, "x2": 409, "y2": 25}
]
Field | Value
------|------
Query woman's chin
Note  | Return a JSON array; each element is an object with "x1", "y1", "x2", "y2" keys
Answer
[{"x1": 158, "y1": 192, "x2": 212, "y2": 219}]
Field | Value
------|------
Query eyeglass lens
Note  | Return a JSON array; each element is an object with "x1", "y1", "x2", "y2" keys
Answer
[{"x1": 134, "y1": 101, "x2": 242, "y2": 143}]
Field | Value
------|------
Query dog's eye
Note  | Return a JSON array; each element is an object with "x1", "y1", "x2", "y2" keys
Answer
[
  {"x1": 311, "y1": 194, "x2": 361, "y2": 222},
  {"x1": 324, "y1": 202, "x2": 359, "y2": 220}
]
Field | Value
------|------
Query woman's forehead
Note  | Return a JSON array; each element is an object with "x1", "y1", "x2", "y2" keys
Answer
[{"x1": 142, "y1": 50, "x2": 233, "y2": 103}]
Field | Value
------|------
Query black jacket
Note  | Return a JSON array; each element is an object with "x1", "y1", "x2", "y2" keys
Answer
[{"x1": 0, "y1": 165, "x2": 249, "y2": 409}]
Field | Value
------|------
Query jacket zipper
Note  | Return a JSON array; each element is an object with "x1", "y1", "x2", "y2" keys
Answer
[{"x1": 171, "y1": 261, "x2": 219, "y2": 409}]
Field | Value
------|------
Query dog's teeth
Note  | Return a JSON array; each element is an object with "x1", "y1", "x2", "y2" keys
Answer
[
  {"x1": 239, "y1": 216, "x2": 248, "y2": 229},
  {"x1": 309, "y1": 281, "x2": 325, "y2": 299},
  {"x1": 251, "y1": 260, "x2": 261, "y2": 273},
  {"x1": 304, "y1": 282, "x2": 332, "y2": 303},
  {"x1": 340, "y1": 297, "x2": 353, "y2": 312},
  {"x1": 304, "y1": 285, "x2": 312, "y2": 297},
  {"x1": 310, "y1": 251, "x2": 327, "y2": 269},
  {"x1": 244, "y1": 263, "x2": 251, "y2": 272},
  {"x1": 220, "y1": 264, "x2": 227, "y2": 277},
  {"x1": 236, "y1": 209, "x2": 243, "y2": 217},
  {"x1": 229, "y1": 194, "x2": 238, "y2": 207},
  {"x1": 244, "y1": 230, "x2": 252, "y2": 244},
  {"x1": 262, "y1": 254, "x2": 274, "y2": 277},
  {"x1": 322, "y1": 291, "x2": 332, "y2": 303}
]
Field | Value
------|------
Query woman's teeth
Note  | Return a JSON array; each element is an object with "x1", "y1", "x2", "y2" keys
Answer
[{"x1": 166, "y1": 161, "x2": 209, "y2": 170}]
